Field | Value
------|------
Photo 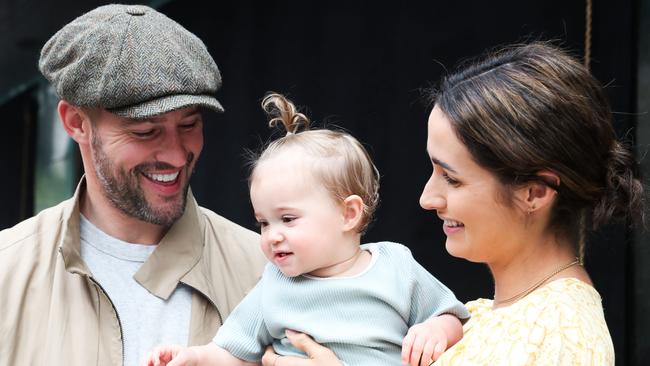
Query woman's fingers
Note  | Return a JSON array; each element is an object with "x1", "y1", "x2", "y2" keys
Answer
[
  {"x1": 267, "y1": 330, "x2": 342, "y2": 366},
  {"x1": 260, "y1": 330, "x2": 342, "y2": 366},
  {"x1": 261, "y1": 346, "x2": 280, "y2": 366},
  {"x1": 285, "y1": 330, "x2": 329, "y2": 358}
]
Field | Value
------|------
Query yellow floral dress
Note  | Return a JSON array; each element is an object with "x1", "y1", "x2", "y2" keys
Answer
[{"x1": 435, "y1": 278, "x2": 614, "y2": 365}]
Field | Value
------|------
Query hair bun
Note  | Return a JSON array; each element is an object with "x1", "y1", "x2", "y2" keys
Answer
[
  {"x1": 592, "y1": 141, "x2": 645, "y2": 228},
  {"x1": 261, "y1": 93, "x2": 310, "y2": 135}
]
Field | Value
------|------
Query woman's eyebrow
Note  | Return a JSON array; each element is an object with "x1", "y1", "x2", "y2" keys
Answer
[{"x1": 430, "y1": 156, "x2": 457, "y2": 174}]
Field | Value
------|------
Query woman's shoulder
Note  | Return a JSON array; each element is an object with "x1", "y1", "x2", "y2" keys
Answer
[
  {"x1": 527, "y1": 277, "x2": 604, "y2": 317},
  {"x1": 470, "y1": 278, "x2": 608, "y2": 328},
  {"x1": 521, "y1": 278, "x2": 613, "y2": 363},
  {"x1": 538, "y1": 277, "x2": 601, "y2": 297},
  {"x1": 435, "y1": 278, "x2": 614, "y2": 365}
]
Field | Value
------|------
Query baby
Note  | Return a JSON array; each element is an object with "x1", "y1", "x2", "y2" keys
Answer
[{"x1": 143, "y1": 93, "x2": 468, "y2": 366}]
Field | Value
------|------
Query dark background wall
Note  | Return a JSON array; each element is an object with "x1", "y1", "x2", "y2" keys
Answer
[{"x1": 0, "y1": 1, "x2": 642, "y2": 364}]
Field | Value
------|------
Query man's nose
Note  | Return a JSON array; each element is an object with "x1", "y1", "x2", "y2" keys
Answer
[{"x1": 156, "y1": 131, "x2": 188, "y2": 167}]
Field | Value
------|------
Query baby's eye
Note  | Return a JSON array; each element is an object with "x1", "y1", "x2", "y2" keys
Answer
[
  {"x1": 255, "y1": 220, "x2": 268, "y2": 228},
  {"x1": 281, "y1": 216, "x2": 296, "y2": 223}
]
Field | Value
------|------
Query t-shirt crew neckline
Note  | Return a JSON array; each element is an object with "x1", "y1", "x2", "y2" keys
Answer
[{"x1": 79, "y1": 214, "x2": 157, "y2": 262}]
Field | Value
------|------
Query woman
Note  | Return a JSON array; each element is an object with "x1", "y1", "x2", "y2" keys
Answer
[{"x1": 261, "y1": 42, "x2": 645, "y2": 365}]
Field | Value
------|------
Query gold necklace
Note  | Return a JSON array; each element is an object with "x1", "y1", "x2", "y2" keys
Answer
[{"x1": 494, "y1": 257, "x2": 582, "y2": 306}]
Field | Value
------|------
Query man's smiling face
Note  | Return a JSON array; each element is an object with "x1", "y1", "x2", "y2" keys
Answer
[{"x1": 88, "y1": 106, "x2": 204, "y2": 226}]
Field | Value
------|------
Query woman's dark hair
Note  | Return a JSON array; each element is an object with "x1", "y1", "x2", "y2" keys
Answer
[{"x1": 430, "y1": 42, "x2": 645, "y2": 258}]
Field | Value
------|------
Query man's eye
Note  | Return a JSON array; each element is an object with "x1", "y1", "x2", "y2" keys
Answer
[
  {"x1": 180, "y1": 121, "x2": 198, "y2": 130},
  {"x1": 132, "y1": 130, "x2": 155, "y2": 138}
]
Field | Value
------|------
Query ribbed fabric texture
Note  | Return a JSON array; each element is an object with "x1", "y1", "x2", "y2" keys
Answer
[{"x1": 214, "y1": 242, "x2": 468, "y2": 365}]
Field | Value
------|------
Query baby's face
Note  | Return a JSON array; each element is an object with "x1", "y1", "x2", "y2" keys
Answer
[{"x1": 250, "y1": 155, "x2": 349, "y2": 277}]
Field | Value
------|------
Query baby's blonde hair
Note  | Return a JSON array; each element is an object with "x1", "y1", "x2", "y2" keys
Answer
[{"x1": 250, "y1": 93, "x2": 380, "y2": 233}]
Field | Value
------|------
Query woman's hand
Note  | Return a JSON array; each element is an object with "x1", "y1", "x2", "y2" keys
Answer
[{"x1": 261, "y1": 330, "x2": 342, "y2": 366}]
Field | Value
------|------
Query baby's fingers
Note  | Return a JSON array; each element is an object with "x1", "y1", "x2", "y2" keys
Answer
[
  {"x1": 401, "y1": 331, "x2": 416, "y2": 364},
  {"x1": 140, "y1": 354, "x2": 153, "y2": 366},
  {"x1": 141, "y1": 350, "x2": 161, "y2": 366},
  {"x1": 431, "y1": 339, "x2": 447, "y2": 362},
  {"x1": 146, "y1": 346, "x2": 174, "y2": 366},
  {"x1": 408, "y1": 335, "x2": 427, "y2": 366},
  {"x1": 418, "y1": 339, "x2": 436, "y2": 366}
]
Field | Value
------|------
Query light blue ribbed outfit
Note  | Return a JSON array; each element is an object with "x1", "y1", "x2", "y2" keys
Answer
[{"x1": 213, "y1": 241, "x2": 469, "y2": 365}]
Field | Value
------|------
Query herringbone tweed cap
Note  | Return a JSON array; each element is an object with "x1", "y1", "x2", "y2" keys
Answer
[{"x1": 39, "y1": 4, "x2": 223, "y2": 118}]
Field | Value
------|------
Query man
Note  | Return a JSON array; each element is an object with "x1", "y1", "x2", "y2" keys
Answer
[{"x1": 0, "y1": 4, "x2": 265, "y2": 366}]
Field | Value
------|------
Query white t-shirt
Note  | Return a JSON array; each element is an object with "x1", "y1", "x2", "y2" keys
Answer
[{"x1": 79, "y1": 215, "x2": 192, "y2": 366}]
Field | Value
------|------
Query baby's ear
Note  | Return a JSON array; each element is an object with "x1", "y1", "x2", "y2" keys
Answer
[{"x1": 342, "y1": 195, "x2": 364, "y2": 232}]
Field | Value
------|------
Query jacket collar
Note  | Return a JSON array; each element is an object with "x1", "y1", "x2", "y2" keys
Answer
[
  {"x1": 59, "y1": 177, "x2": 207, "y2": 301},
  {"x1": 59, "y1": 178, "x2": 89, "y2": 276},
  {"x1": 133, "y1": 191, "x2": 204, "y2": 300}
]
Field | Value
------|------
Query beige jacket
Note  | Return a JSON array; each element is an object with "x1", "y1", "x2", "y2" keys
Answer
[{"x1": 0, "y1": 181, "x2": 266, "y2": 366}]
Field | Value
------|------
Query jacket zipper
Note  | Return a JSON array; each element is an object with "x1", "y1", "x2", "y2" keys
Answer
[
  {"x1": 75, "y1": 277, "x2": 217, "y2": 364},
  {"x1": 88, "y1": 276, "x2": 125, "y2": 366}
]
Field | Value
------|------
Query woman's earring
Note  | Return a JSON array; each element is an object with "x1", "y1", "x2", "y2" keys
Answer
[{"x1": 527, "y1": 204, "x2": 536, "y2": 215}]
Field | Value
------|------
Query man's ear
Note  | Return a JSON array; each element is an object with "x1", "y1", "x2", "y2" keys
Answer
[
  {"x1": 520, "y1": 170, "x2": 560, "y2": 214},
  {"x1": 58, "y1": 100, "x2": 92, "y2": 145},
  {"x1": 342, "y1": 195, "x2": 364, "y2": 232}
]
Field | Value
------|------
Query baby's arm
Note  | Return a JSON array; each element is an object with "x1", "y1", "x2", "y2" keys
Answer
[
  {"x1": 401, "y1": 314, "x2": 462, "y2": 366},
  {"x1": 142, "y1": 343, "x2": 259, "y2": 366},
  {"x1": 393, "y1": 243, "x2": 468, "y2": 366}
]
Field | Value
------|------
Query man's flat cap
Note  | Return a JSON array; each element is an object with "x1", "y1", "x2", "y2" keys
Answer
[{"x1": 39, "y1": 4, "x2": 223, "y2": 118}]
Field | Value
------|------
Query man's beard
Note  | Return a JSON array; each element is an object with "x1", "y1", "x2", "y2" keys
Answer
[{"x1": 91, "y1": 133, "x2": 194, "y2": 227}]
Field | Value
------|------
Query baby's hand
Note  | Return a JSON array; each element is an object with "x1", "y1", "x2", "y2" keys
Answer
[
  {"x1": 141, "y1": 344, "x2": 197, "y2": 366},
  {"x1": 401, "y1": 317, "x2": 450, "y2": 366}
]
